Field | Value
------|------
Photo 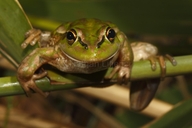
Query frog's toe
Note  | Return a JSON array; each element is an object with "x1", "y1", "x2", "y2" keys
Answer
[
  {"x1": 21, "y1": 29, "x2": 42, "y2": 49},
  {"x1": 148, "y1": 55, "x2": 177, "y2": 80},
  {"x1": 158, "y1": 56, "x2": 166, "y2": 80},
  {"x1": 148, "y1": 57, "x2": 157, "y2": 71},
  {"x1": 165, "y1": 54, "x2": 177, "y2": 66},
  {"x1": 159, "y1": 54, "x2": 177, "y2": 80},
  {"x1": 25, "y1": 29, "x2": 37, "y2": 38}
]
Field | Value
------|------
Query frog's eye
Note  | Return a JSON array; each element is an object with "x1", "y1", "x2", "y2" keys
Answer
[
  {"x1": 106, "y1": 27, "x2": 116, "y2": 42},
  {"x1": 66, "y1": 29, "x2": 77, "y2": 44}
]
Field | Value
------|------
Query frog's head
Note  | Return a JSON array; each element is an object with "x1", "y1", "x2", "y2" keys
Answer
[{"x1": 59, "y1": 18, "x2": 122, "y2": 63}]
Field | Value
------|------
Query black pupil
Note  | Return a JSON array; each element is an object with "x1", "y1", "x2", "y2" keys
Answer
[
  {"x1": 107, "y1": 28, "x2": 116, "y2": 39},
  {"x1": 67, "y1": 31, "x2": 76, "y2": 40}
]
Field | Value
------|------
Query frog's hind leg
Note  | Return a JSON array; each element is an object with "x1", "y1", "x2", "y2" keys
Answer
[
  {"x1": 130, "y1": 54, "x2": 177, "y2": 111},
  {"x1": 130, "y1": 79, "x2": 160, "y2": 111}
]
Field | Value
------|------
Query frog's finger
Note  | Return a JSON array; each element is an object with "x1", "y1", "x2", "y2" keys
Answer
[
  {"x1": 130, "y1": 78, "x2": 160, "y2": 111},
  {"x1": 106, "y1": 65, "x2": 131, "y2": 84},
  {"x1": 18, "y1": 70, "x2": 49, "y2": 97},
  {"x1": 18, "y1": 78, "x2": 47, "y2": 97},
  {"x1": 30, "y1": 71, "x2": 49, "y2": 97},
  {"x1": 21, "y1": 82, "x2": 33, "y2": 97},
  {"x1": 106, "y1": 65, "x2": 120, "y2": 79},
  {"x1": 33, "y1": 71, "x2": 48, "y2": 80},
  {"x1": 117, "y1": 66, "x2": 131, "y2": 84},
  {"x1": 28, "y1": 82, "x2": 48, "y2": 97},
  {"x1": 21, "y1": 78, "x2": 48, "y2": 97}
]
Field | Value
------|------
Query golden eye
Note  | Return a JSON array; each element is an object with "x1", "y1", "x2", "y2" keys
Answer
[
  {"x1": 66, "y1": 29, "x2": 77, "y2": 44},
  {"x1": 106, "y1": 27, "x2": 116, "y2": 42}
]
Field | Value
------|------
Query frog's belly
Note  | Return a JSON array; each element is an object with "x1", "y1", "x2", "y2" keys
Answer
[{"x1": 50, "y1": 54, "x2": 118, "y2": 74}]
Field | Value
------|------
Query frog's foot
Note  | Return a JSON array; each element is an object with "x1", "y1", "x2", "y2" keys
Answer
[
  {"x1": 130, "y1": 79, "x2": 160, "y2": 111},
  {"x1": 21, "y1": 29, "x2": 42, "y2": 49},
  {"x1": 18, "y1": 71, "x2": 48, "y2": 97},
  {"x1": 130, "y1": 54, "x2": 177, "y2": 111},
  {"x1": 149, "y1": 54, "x2": 177, "y2": 79},
  {"x1": 106, "y1": 65, "x2": 131, "y2": 84}
]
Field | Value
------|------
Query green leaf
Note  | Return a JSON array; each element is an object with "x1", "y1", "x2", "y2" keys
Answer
[{"x1": 0, "y1": 0, "x2": 32, "y2": 67}]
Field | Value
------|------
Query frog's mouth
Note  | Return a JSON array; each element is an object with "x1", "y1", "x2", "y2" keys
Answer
[
  {"x1": 62, "y1": 50, "x2": 119, "y2": 73},
  {"x1": 62, "y1": 49, "x2": 119, "y2": 64}
]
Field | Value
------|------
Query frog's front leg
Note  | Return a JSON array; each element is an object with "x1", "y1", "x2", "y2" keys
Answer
[
  {"x1": 17, "y1": 47, "x2": 58, "y2": 96},
  {"x1": 107, "y1": 32, "x2": 133, "y2": 83}
]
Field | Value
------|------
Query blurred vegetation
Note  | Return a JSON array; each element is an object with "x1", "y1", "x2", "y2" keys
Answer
[
  {"x1": 20, "y1": 0, "x2": 192, "y2": 35},
  {"x1": 20, "y1": 0, "x2": 192, "y2": 56}
]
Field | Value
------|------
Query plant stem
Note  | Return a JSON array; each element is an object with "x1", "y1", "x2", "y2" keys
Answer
[{"x1": 0, "y1": 55, "x2": 191, "y2": 96}]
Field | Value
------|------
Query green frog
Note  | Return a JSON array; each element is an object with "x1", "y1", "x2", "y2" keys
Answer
[{"x1": 17, "y1": 18, "x2": 176, "y2": 111}]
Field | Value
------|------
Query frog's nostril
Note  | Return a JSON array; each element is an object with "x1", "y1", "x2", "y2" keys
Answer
[
  {"x1": 97, "y1": 36, "x2": 105, "y2": 48},
  {"x1": 79, "y1": 37, "x2": 88, "y2": 49}
]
